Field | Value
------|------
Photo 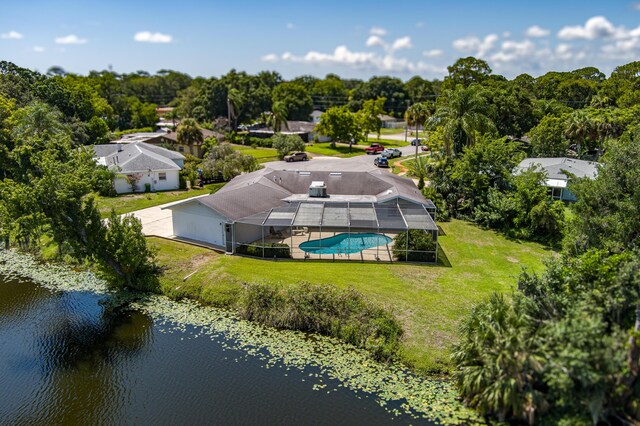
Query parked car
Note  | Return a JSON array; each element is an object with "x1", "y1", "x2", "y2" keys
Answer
[
  {"x1": 365, "y1": 143, "x2": 385, "y2": 154},
  {"x1": 373, "y1": 157, "x2": 389, "y2": 168},
  {"x1": 284, "y1": 152, "x2": 309, "y2": 162},
  {"x1": 410, "y1": 138, "x2": 422, "y2": 146},
  {"x1": 381, "y1": 148, "x2": 401, "y2": 158},
  {"x1": 421, "y1": 145, "x2": 430, "y2": 152}
]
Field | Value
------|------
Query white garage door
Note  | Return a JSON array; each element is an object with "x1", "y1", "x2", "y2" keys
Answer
[{"x1": 172, "y1": 203, "x2": 226, "y2": 247}]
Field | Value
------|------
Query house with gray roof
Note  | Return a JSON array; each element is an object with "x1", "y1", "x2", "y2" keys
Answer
[
  {"x1": 92, "y1": 142, "x2": 185, "y2": 194},
  {"x1": 164, "y1": 167, "x2": 438, "y2": 262},
  {"x1": 515, "y1": 157, "x2": 598, "y2": 201}
]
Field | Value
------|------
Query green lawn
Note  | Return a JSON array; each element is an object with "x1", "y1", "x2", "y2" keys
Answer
[
  {"x1": 150, "y1": 219, "x2": 553, "y2": 373},
  {"x1": 232, "y1": 145, "x2": 279, "y2": 163},
  {"x1": 367, "y1": 138, "x2": 410, "y2": 148},
  {"x1": 306, "y1": 142, "x2": 366, "y2": 157},
  {"x1": 95, "y1": 183, "x2": 225, "y2": 218},
  {"x1": 379, "y1": 128, "x2": 406, "y2": 135}
]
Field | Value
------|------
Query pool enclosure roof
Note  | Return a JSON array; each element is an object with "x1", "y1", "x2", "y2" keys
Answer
[{"x1": 236, "y1": 201, "x2": 438, "y2": 231}]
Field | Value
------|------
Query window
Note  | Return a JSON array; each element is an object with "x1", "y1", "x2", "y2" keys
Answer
[
  {"x1": 159, "y1": 172, "x2": 167, "y2": 181},
  {"x1": 178, "y1": 146, "x2": 184, "y2": 152}
]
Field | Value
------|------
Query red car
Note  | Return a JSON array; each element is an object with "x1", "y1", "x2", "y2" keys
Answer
[{"x1": 365, "y1": 143, "x2": 384, "y2": 155}]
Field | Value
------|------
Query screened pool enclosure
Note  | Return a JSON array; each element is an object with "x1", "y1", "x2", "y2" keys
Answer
[{"x1": 232, "y1": 198, "x2": 439, "y2": 263}]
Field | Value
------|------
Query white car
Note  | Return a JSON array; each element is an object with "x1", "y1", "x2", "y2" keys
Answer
[{"x1": 381, "y1": 148, "x2": 401, "y2": 158}]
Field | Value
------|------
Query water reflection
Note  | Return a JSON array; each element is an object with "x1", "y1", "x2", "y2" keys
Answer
[{"x1": 0, "y1": 276, "x2": 430, "y2": 425}]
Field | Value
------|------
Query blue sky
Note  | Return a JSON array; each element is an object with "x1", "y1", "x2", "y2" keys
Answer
[{"x1": 1, "y1": 0, "x2": 639, "y2": 80}]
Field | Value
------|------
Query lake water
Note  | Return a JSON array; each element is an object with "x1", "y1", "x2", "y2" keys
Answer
[{"x1": 0, "y1": 275, "x2": 433, "y2": 425}]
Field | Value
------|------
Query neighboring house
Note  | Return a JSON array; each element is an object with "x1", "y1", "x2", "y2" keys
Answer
[
  {"x1": 114, "y1": 130, "x2": 168, "y2": 144},
  {"x1": 310, "y1": 110, "x2": 324, "y2": 123},
  {"x1": 93, "y1": 142, "x2": 185, "y2": 194},
  {"x1": 378, "y1": 114, "x2": 406, "y2": 129},
  {"x1": 248, "y1": 120, "x2": 331, "y2": 142},
  {"x1": 515, "y1": 157, "x2": 598, "y2": 201},
  {"x1": 145, "y1": 128, "x2": 221, "y2": 158},
  {"x1": 164, "y1": 167, "x2": 437, "y2": 259}
]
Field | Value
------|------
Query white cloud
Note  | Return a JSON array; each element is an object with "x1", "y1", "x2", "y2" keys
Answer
[
  {"x1": 33, "y1": 46, "x2": 45, "y2": 53},
  {"x1": 490, "y1": 39, "x2": 536, "y2": 63},
  {"x1": 369, "y1": 26, "x2": 387, "y2": 36},
  {"x1": 423, "y1": 49, "x2": 443, "y2": 58},
  {"x1": 133, "y1": 31, "x2": 172, "y2": 43},
  {"x1": 366, "y1": 35, "x2": 385, "y2": 47},
  {"x1": 558, "y1": 16, "x2": 624, "y2": 40},
  {"x1": 276, "y1": 44, "x2": 445, "y2": 74},
  {"x1": 452, "y1": 33, "x2": 499, "y2": 57},
  {"x1": 261, "y1": 53, "x2": 279, "y2": 63},
  {"x1": 1, "y1": 30, "x2": 23, "y2": 40},
  {"x1": 286, "y1": 23, "x2": 295, "y2": 30},
  {"x1": 525, "y1": 25, "x2": 550, "y2": 37},
  {"x1": 391, "y1": 36, "x2": 412, "y2": 51},
  {"x1": 54, "y1": 34, "x2": 87, "y2": 45}
]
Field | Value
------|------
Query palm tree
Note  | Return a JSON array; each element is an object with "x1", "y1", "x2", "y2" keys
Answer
[
  {"x1": 564, "y1": 110, "x2": 595, "y2": 157},
  {"x1": 165, "y1": 109, "x2": 179, "y2": 129},
  {"x1": 427, "y1": 84, "x2": 495, "y2": 156},
  {"x1": 269, "y1": 101, "x2": 289, "y2": 133},
  {"x1": 406, "y1": 155, "x2": 429, "y2": 189},
  {"x1": 177, "y1": 118, "x2": 203, "y2": 153},
  {"x1": 405, "y1": 102, "x2": 431, "y2": 159}
]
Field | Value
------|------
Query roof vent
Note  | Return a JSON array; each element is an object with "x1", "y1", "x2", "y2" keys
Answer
[
  {"x1": 298, "y1": 171, "x2": 311, "y2": 176},
  {"x1": 308, "y1": 181, "x2": 327, "y2": 198},
  {"x1": 329, "y1": 172, "x2": 342, "y2": 176}
]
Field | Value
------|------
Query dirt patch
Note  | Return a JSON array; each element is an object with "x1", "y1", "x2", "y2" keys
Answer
[{"x1": 506, "y1": 256, "x2": 520, "y2": 264}]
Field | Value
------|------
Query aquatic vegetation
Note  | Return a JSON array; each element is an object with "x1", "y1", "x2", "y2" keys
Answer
[{"x1": 0, "y1": 248, "x2": 483, "y2": 424}]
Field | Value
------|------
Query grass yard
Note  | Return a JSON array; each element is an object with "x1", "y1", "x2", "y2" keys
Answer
[
  {"x1": 150, "y1": 219, "x2": 553, "y2": 374},
  {"x1": 95, "y1": 183, "x2": 225, "y2": 218},
  {"x1": 367, "y1": 138, "x2": 410, "y2": 148},
  {"x1": 232, "y1": 145, "x2": 280, "y2": 163},
  {"x1": 379, "y1": 128, "x2": 406, "y2": 135},
  {"x1": 306, "y1": 142, "x2": 366, "y2": 157}
]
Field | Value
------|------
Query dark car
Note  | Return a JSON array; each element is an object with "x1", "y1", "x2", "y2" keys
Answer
[
  {"x1": 374, "y1": 157, "x2": 389, "y2": 168},
  {"x1": 284, "y1": 152, "x2": 309, "y2": 162},
  {"x1": 410, "y1": 138, "x2": 422, "y2": 146}
]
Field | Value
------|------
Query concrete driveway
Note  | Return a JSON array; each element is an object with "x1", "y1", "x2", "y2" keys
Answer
[{"x1": 129, "y1": 194, "x2": 209, "y2": 238}]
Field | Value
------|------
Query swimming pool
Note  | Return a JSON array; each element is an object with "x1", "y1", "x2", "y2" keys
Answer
[{"x1": 299, "y1": 233, "x2": 392, "y2": 255}]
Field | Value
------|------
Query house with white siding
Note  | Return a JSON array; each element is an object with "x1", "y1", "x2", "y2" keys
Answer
[{"x1": 92, "y1": 142, "x2": 185, "y2": 194}]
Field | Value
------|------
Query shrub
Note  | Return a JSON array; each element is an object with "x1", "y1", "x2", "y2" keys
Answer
[
  {"x1": 272, "y1": 134, "x2": 305, "y2": 159},
  {"x1": 392, "y1": 230, "x2": 436, "y2": 262},
  {"x1": 236, "y1": 242, "x2": 290, "y2": 258},
  {"x1": 237, "y1": 282, "x2": 403, "y2": 361},
  {"x1": 248, "y1": 136, "x2": 273, "y2": 148}
]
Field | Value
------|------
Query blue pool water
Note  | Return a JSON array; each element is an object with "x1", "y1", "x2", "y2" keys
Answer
[{"x1": 299, "y1": 233, "x2": 392, "y2": 255}]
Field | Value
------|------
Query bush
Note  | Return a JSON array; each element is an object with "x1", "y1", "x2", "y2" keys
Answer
[
  {"x1": 392, "y1": 230, "x2": 436, "y2": 262},
  {"x1": 114, "y1": 127, "x2": 154, "y2": 138},
  {"x1": 248, "y1": 136, "x2": 273, "y2": 148},
  {"x1": 236, "y1": 242, "x2": 291, "y2": 258},
  {"x1": 272, "y1": 134, "x2": 305, "y2": 159},
  {"x1": 237, "y1": 282, "x2": 403, "y2": 361}
]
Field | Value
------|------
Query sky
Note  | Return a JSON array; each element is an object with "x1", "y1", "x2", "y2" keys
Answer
[{"x1": 1, "y1": 0, "x2": 640, "y2": 80}]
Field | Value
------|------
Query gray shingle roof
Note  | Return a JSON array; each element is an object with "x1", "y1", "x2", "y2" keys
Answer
[
  {"x1": 168, "y1": 167, "x2": 432, "y2": 221},
  {"x1": 92, "y1": 142, "x2": 184, "y2": 173},
  {"x1": 516, "y1": 157, "x2": 598, "y2": 181}
]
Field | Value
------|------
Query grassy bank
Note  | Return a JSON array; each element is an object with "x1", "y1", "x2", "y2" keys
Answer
[
  {"x1": 151, "y1": 219, "x2": 551, "y2": 373},
  {"x1": 95, "y1": 183, "x2": 225, "y2": 218},
  {"x1": 305, "y1": 142, "x2": 366, "y2": 157}
]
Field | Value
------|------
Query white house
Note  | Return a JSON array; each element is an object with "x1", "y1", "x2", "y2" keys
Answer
[
  {"x1": 164, "y1": 168, "x2": 438, "y2": 255},
  {"x1": 92, "y1": 142, "x2": 185, "y2": 194},
  {"x1": 515, "y1": 157, "x2": 598, "y2": 201}
]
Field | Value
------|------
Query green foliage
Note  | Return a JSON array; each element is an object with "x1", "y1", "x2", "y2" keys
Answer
[
  {"x1": 529, "y1": 114, "x2": 570, "y2": 156},
  {"x1": 271, "y1": 81, "x2": 313, "y2": 121},
  {"x1": 444, "y1": 57, "x2": 492, "y2": 89},
  {"x1": 236, "y1": 242, "x2": 290, "y2": 258},
  {"x1": 271, "y1": 133, "x2": 305, "y2": 159},
  {"x1": 357, "y1": 97, "x2": 386, "y2": 139},
  {"x1": 176, "y1": 117, "x2": 204, "y2": 147},
  {"x1": 201, "y1": 142, "x2": 260, "y2": 180},
  {"x1": 315, "y1": 105, "x2": 361, "y2": 145},
  {"x1": 94, "y1": 211, "x2": 161, "y2": 292},
  {"x1": 238, "y1": 282, "x2": 403, "y2": 361},
  {"x1": 392, "y1": 230, "x2": 436, "y2": 262},
  {"x1": 564, "y1": 137, "x2": 640, "y2": 254}
]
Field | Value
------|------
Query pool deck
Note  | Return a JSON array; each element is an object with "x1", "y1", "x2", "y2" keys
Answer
[{"x1": 260, "y1": 231, "x2": 398, "y2": 262}]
